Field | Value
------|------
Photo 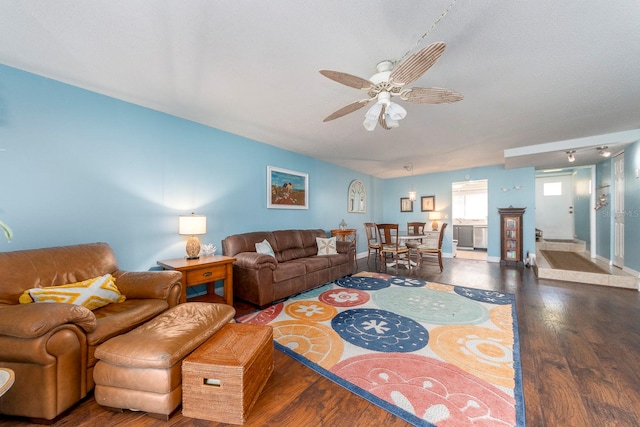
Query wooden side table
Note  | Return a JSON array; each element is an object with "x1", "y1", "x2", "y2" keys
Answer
[
  {"x1": 331, "y1": 228, "x2": 357, "y2": 269},
  {"x1": 157, "y1": 255, "x2": 235, "y2": 305}
]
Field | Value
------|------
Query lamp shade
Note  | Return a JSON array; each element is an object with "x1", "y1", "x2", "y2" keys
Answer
[
  {"x1": 428, "y1": 211, "x2": 443, "y2": 221},
  {"x1": 428, "y1": 211, "x2": 442, "y2": 231},
  {"x1": 179, "y1": 214, "x2": 206, "y2": 235}
]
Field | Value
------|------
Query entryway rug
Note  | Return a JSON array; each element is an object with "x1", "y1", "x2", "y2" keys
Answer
[
  {"x1": 237, "y1": 272, "x2": 525, "y2": 426},
  {"x1": 540, "y1": 250, "x2": 608, "y2": 274}
]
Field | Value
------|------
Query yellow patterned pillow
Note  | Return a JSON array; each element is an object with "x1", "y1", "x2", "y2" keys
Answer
[{"x1": 19, "y1": 274, "x2": 126, "y2": 310}]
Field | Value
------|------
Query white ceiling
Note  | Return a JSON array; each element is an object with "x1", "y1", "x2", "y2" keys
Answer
[{"x1": 1, "y1": 1, "x2": 639, "y2": 178}]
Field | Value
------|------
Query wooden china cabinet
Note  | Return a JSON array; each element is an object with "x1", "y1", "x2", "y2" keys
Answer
[{"x1": 498, "y1": 207, "x2": 525, "y2": 265}]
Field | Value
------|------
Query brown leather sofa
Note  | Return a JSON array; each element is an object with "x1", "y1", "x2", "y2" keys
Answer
[
  {"x1": 0, "y1": 243, "x2": 182, "y2": 422},
  {"x1": 222, "y1": 229, "x2": 355, "y2": 307}
]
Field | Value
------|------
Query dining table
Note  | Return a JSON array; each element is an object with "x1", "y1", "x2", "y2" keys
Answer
[{"x1": 383, "y1": 233, "x2": 428, "y2": 269}]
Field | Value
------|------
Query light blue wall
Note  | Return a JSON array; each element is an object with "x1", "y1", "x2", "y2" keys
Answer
[
  {"x1": 595, "y1": 159, "x2": 612, "y2": 259},
  {"x1": 573, "y1": 168, "x2": 592, "y2": 245},
  {"x1": 624, "y1": 141, "x2": 640, "y2": 271},
  {"x1": 594, "y1": 143, "x2": 640, "y2": 270},
  {"x1": 382, "y1": 165, "x2": 536, "y2": 260},
  {"x1": 2, "y1": 63, "x2": 636, "y2": 273},
  {"x1": 0, "y1": 65, "x2": 382, "y2": 270}
]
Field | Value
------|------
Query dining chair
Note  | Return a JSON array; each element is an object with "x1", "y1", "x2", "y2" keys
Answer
[
  {"x1": 405, "y1": 222, "x2": 427, "y2": 262},
  {"x1": 405, "y1": 222, "x2": 427, "y2": 263},
  {"x1": 376, "y1": 223, "x2": 410, "y2": 274},
  {"x1": 363, "y1": 222, "x2": 380, "y2": 264},
  {"x1": 417, "y1": 223, "x2": 448, "y2": 272}
]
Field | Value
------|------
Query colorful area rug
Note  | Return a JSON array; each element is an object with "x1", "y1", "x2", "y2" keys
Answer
[{"x1": 237, "y1": 272, "x2": 525, "y2": 426}]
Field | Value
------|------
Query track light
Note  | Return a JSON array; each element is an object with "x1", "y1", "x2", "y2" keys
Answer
[
  {"x1": 597, "y1": 146, "x2": 611, "y2": 158},
  {"x1": 566, "y1": 150, "x2": 576, "y2": 163}
]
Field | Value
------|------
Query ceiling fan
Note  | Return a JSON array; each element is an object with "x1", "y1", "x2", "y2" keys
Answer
[{"x1": 320, "y1": 42, "x2": 463, "y2": 131}]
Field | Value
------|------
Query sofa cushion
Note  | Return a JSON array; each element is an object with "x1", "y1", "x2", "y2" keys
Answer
[
  {"x1": 316, "y1": 237, "x2": 337, "y2": 255},
  {"x1": 223, "y1": 231, "x2": 275, "y2": 257},
  {"x1": 19, "y1": 274, "x2": 126, "y2": 310},
  {"x1": 272, "y1": 230, "x2": 306, "y2": 262},
  {"x1": 272, "y1": 261, "x2": 307, "y2": 283},
  {"x1": 87, "y1": 299, "x2": 169, "y2": 346},
  {"x1": 325, "y1": 253, "x2": 351, "y2": 267},
  {"x1": 290, "y1": 256, "x2": 331, "y2": 274}
]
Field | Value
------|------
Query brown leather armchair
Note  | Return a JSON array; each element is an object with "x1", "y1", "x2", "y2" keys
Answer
[{"x1": 0, "y1": 243, "x2": 182, "y2": 422}]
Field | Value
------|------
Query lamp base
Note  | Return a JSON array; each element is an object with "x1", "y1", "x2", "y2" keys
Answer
[
  {"x1": 431, "y1": 221, "x2": 439, "y2": 231},
  {"x1": 185, "y1": 236, "x2": 201, "y2": 260}
]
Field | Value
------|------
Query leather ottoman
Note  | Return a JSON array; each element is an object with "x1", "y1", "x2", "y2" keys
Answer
[{"x1": 93, "y1": 302, "x2": 235, "y2": 419}]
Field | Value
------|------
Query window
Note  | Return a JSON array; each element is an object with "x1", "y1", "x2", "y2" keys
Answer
[
  {"x1": 452, "y1": 191, "x2": 488, "y2": 219},
  {"x1": 543, "y1": 182, "x2": 562, "y2": 196}
]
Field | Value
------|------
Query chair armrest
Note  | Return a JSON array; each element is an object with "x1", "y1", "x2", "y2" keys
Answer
[
  {"x1": 113, "y1": 270, "x2": 182, "y2": 300},
  {"x1": 233, "y1": 252, "x2": 278, "y2": 270},
  {"x1": 0, "y1": 304, "x2": 96, "y2": 338}
]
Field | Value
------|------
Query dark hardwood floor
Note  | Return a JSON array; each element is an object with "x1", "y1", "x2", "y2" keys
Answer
[{"x1": 2, "y1": 257, "x2": 640, "y2": 426}]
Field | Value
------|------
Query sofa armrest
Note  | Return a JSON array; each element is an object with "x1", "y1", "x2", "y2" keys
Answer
[
  {"x1": 337, "y1": 240, "x2": 355, "y2": 254},
  {"x1": 113, "y1": 270, "x2": 182, "y2": 301},
  {"x1": 0, "y1": 304, "x2": 96, "y2": 338},
  {"x1": 234, "y1": 252, "x2": 278, "y2": 270}
]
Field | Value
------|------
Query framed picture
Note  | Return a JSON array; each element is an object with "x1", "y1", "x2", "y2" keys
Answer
[
  {"x1": 400, "y1": 197, "x2": 413, "y2": 212},
  {"x1": 267, "y1": 166, "x2": 308, "y2": 209},
  {"x1": 421, "y1": 196, "x2": 435, "y2": 212}
]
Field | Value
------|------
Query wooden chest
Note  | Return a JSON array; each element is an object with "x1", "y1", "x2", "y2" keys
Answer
[{"x1": 182, "y1": 323, "x2": 273, "y2": 424}]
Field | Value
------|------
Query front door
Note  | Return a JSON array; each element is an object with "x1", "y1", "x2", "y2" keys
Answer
[{"x1": 535, "y1": 174, "x2": 575, "y2": 240}]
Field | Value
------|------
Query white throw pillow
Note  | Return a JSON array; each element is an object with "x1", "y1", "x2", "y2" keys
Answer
[
  {"x1": 316, "y1": 236, "x2": 338, "y2": 255},
  {"x1": 255, "y1": 239, "x2": 276, "y2": 257}
]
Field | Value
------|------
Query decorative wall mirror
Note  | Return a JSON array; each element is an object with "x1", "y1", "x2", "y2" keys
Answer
[{"x1": 348, "y1": 180, "x2": 366, "y2": 213}]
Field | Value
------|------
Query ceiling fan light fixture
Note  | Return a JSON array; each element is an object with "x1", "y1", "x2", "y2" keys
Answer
[
  {"x1": 365, "y1": 103, "x2": 383, "y2": 120},
  {"x1": 384, "y1": 115, "x2": 400, "y2": 128},
  {"x1": 363, "y1": 116, "x2": 378, "y2": 131},
  {"x1": 386, "y1": 102, "x2": 407, "y2": 121}
]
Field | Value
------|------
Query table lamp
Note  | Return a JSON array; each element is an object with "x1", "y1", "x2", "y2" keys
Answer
[
  {"x1": 428, "y1": 211, "x2": 442, "y2": 231},
  {"x1": 179, "y1": 213, "x2": 207, "y2": 259}
]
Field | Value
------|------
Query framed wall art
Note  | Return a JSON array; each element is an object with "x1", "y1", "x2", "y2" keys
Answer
[
  {"x1": 400, "y1": 197, "x2": 413, "y2": 212},
  {"x1": 421, "y1": 196, "x2": 435, "y2": 212},
  {"x1": 267, "y1": 166, "x2": 309, "y2": 209},
  {"x1": 347, "y1": 179, "x2": 366, "y2": 213}
]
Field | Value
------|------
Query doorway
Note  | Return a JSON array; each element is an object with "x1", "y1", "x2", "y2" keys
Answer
[
  {"x1": 452, "y1": 180, "x2": 488, "y2": 261},
  {"x1": 535, "y1": 173, "x2": 575, "y2": 240}
]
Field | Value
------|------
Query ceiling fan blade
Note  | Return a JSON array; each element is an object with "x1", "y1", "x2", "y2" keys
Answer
[
  {"x1": 323, "y1": 99, "x2": 371, "y2": 122},
  {"x1": 401, "y1": 87, "x2": 464, "y2": 104},
  {"x1": 390, "y1": 42, "x2": 446, "y2": 86},
  {"x1": 320, "y1": 70, "x2": 373, "y2": 90}
]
